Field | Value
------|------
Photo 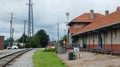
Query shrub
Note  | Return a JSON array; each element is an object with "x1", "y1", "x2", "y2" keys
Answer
[
  {"x1": 17, "y1": 43, "x2": 23, "y2": 48},
  {"x1": 43, "y1": 48, "x2": 57, "y2": 52}
]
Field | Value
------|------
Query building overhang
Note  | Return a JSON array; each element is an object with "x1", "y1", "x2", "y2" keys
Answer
[
  {"x1": 68, "y1": 21, "x2": 91, "y2": 26},
  {"x1": 72, "y1": 21, "x2": 120, "y2": 37}
]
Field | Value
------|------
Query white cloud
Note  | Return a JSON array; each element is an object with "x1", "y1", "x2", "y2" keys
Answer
[{"x1": 0, "y1": 0, "x2": 120, "y2": 40}]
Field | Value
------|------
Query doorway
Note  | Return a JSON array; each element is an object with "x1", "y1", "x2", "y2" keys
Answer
[{"x1": 98, "y1": 33, "x2": 102, "y2": 49}]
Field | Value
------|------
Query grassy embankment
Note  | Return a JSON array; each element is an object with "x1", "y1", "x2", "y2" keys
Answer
[{"x1": 33, "y1": 50, "x2": 66, "y2": 67}]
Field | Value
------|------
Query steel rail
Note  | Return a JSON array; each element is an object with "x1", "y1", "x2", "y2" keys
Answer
[{"x1": 0, "y1": 48, "x2": 32, "y2": 67}]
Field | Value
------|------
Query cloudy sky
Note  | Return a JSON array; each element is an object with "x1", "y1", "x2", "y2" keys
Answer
[{"x1": 0, "y1": 0, "x2": 120, "y2": 41}]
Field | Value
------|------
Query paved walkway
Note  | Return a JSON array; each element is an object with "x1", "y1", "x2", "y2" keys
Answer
[{"x1": 9, "y1": 49, "x2": 36, "y2": 67}]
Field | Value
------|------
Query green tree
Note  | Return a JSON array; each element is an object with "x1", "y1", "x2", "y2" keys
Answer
[
  {"x1": 29, "y1": 35, "x2": 39, "y2": 48},
  {"x1": 36, "y1": 29, "x2": 49, "y2": 47},
  {"x1": 25, "y1": 36, "x2": 39, "y2": 48},
  {"x1": 60, "y1": 35, "x2": 67, "y2": 46},
  {"x1": 7, "y1": 37, "x2": 14, "y2": 46},
  {"x1": 25, "y1": 29, "x2": 49, "y2": 48},
  {"x1": 17, "y1": 33, "x2": 28, "y2": 43},
  {"x1": 7, "y1": 37, "x2": 14, "y2": 42}
]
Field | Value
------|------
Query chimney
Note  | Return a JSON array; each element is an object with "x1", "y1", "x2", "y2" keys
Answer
[
  {"x1": 90, "y1": 10, "x2": 94, "y2": 20},
  {"x1": 116, "y1": 7, "x2": 120, "y2": 12},
  {"x1": 105, "y1": 10, "x2": 109, "y2": 15}
]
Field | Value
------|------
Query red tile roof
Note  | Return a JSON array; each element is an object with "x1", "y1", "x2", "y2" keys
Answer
[
  {"x1": 68, "y1": 27, "x2": 82, "y2": 34},
  {"x1": 74, "y1": 7, "x2": 120, "y2": 36},
  {"x1": 68, "y1": 12, "x2": 104, "y2": 34},
  {"x1": 68, "y1": 13, "x2": 104, "y2": 25}
]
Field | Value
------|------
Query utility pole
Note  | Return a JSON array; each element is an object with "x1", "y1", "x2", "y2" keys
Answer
[
  {"x1": 57, "y1": 22, "x2": 59, "y2": 46},
  {"x1": 66, "y1": 12, "x2": 70, "y2": 45},
  {"x1": 64, "y1": 30, "x2": 66, "y2": 35},
  {"x1": 27, "y1": 0, "x2": 34, "y2": 38},
  {"x1": 24, "y1": 20, "x2": 26, "y2": 35},
  {"x1": 66, "y1": 12, "x2": 70, "y2": 22},
  {"x1": 9, "y1": 12, "x2": 13, "y2": 48},
  {"x1": 11, "y1": 27, "x2": 14, "y2": 41},
  {"x1": 23, "y1": 20, "x2": 26, "y2": 48}
]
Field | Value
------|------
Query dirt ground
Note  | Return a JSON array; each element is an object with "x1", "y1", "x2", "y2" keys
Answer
[{"x1": 57, "y1": 50, "x2": 120, "y2": 67}]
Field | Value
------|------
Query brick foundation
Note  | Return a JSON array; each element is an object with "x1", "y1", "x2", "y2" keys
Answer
[{"x1": 85, "y1": 44, "x2": 120, "y2": 51}]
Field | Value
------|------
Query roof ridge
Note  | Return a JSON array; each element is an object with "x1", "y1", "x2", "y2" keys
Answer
[
  {"x1": 69, "y1": 12, "x2": 104, "y2": 23},
  {"x1": 73, "y1": 9, "x2": 120, "y2": 36}
]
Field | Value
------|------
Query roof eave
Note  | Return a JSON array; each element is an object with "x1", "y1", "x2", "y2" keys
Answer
[{"x1": 72, "y1": 21, "x2": 120, "y2": 37}]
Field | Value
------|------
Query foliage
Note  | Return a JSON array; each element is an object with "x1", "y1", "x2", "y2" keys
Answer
[
  {"x1": 36, "y1": 29, "x2": 49, "y2": 47},
  {"x1": 25, "y1": 36, "x2": 38, "y2": 48},
  {"x1": 17, "y1": 43, "x2": 22, "y2": 48},
  {"x1": 25, "y1": 29, "x2": 49, "y2": 48},
  {"x1": 7, "y1": 37, "x2": 14, "y2": 46},
  {"x1": 7, "y1": 37, "x2": 14, "y2": 42},
  {"x1": 43, "y1": 48, "x2": 57, "y2": 52},
  {"x1": 32, "y1": 50, "x2": 66, "y2": 67},
  {"x1": 17, "y1": 33, "x2": 28, "y2": 43},
  {"x1": 60, "y1": 35, "x2": 67, "y2": 46}
]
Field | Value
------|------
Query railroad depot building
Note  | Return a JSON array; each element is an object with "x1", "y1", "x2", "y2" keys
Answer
[{"x1": 68, "y1": 7, "x2": 120, "y2": 51}]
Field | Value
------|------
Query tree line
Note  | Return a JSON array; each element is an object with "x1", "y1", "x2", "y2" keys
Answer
[{"x1": 17, "y1": 29, "x2": 49, "y2": 48}]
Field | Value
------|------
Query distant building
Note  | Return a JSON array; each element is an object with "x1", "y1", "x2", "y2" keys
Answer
[
  {"x1": 4, "y1": 40, "x2": 9, "y2": 49},
  {"x1": 69, "y1": 7, "x2": 120, "y2": 51},
  {"x1": 0, "y1": 36, "x2": 4, "y2": 50}
]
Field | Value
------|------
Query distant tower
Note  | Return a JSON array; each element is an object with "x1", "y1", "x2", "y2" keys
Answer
[{"x1": 28, "y1": 0, "x2": 34, "y2": 37}]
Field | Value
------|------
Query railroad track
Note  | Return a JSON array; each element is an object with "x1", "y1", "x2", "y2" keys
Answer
[{"x1": 0, "y1": 48, "x2": 32, "y2": 67}]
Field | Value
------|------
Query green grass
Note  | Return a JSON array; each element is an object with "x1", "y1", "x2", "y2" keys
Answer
[{"x1": 32, "y1": 50, "x2": 66, "y2": 67}]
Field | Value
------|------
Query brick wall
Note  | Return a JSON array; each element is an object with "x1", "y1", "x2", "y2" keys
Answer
[{"x1": 0, "y1": 36, "x2": 4, "y2": 50}]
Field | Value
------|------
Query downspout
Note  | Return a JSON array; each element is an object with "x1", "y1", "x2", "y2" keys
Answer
[
  {"x1": 103, "y1": 32, "x2": 105, "y2": 50},
  {"x1": 106, "y1": 32, "x2": 107, "y2": 50},
  {"x1": 93, "y1": 32, "x2": 94, "y2": 49},
  {"x1": 86, "y1": 35, "x2": 87, "y2": 48},
  {"x1": 82, "y1": 36, "x2": 84, "y2": 48},
  {"x1": 82, "y1": 35, "x2": 86, "y2": 48},
  {"x1": 85, "y1": 35, "x2": 87, "y2": 48},
  {"x1": 110, "y1": 28, "x2": 113, "y2": 51},
  {"x1": 89, "y1": 35, "x2": 90, "y2": 49}
]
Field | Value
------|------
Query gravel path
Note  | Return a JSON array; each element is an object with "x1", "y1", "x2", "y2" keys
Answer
[
  {"x1": 9, "y1": 49, "x2": 36, "y2": 67},
  {"x1": 57, "y1": 51, "x2": 120, "y2": 67}
]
